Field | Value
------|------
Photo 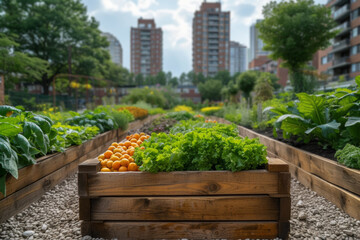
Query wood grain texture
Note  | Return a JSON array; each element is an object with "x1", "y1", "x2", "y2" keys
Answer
[
  {"x1": 289, "y1": 161, "x2": 360, "y2": 220},
  {"x1": 86, "y1": 170, "x2": 280, "y2": 196},
  {"x1": 267, "y1": 158, "x2": 289, "y2": 172},
  {"x1": 238, "y1": 125, "x2": 360, "y2": 197},
  {"x1": 0, "y1": 130, "x2": 117, "y2": 199},
  {"x1": 0, "y1": 139, "x2": 113, "y2": 223},
  {"x1": 78, "y1": 158, "x2": 101, "y2": 173},
  {"x1": 90, "y1": 196, "x2": 279, "y2": 221},
  {"x1": 82, "y1": 221, "x2": 279, "y2": 239}
]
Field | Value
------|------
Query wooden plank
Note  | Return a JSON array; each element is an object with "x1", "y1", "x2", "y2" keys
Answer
[
  {"x1": 79, "y1": 159, "x2": 100, "y2": 173},
  {"x1": 267, "y1": 158, "x2": 289, "y2": 172},
  {"x1": 0, "y1": 139, "x2": 114, "y2": 223},
  {"x1": 87, "y1": 171, "x2": 280, "y2": 196},
  {"x1": 0, "y1": 129, "x2": 117, "y2": 199},
  {"x1": 238, "y1": 125, "x2": 360, "y2": 197},
  {"x1": 90, "y1": 196, "x2": 279, "y2": 221},
  {"x1": 83, "y1": 221, "x2": 278, "y2": 239},
  {"x1": 79, "y1": 197, "x2": 91, "y2": 221},
  {"x1": 288, "y1": 161, "x2": 360, "y2": 220}
]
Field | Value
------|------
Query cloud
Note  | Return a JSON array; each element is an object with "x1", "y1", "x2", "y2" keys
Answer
[{"x1": 235, "y1": 3, "x2": 256, "y2": 17}]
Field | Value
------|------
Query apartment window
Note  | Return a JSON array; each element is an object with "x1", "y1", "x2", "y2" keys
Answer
[
  {"x1": 351, "y1": 8, "x2": 360, "y2": 20},
  {"x1": 351, "y1": 62, "x2": 360, "y2": 72},
  {"x1": 321, "y1": 56, "x2": 327, "y2": 65},
  {"x1": 352, "y1": 27, "x2": 360, "y2": 38}
]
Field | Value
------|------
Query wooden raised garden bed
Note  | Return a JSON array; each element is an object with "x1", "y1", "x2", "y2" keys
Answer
[
  {"x1": 236, "y1": 124, "x2": 360, "y2": 221},
  {"x1": 78, "y1": 157, "x2": 291, "y2": 239},
  {"x1": 0, "y1": 115, "x2": 159, "y2": 223}
]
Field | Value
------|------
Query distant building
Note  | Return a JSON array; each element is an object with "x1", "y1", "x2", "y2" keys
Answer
[
  {"x1": 314, "y1": 0, "x2": 360, "y2": 88},
  {"x1": 230, "y1": 41, "x2": 247, "y2": 75},
  {"x1": 131, "y1": 18, "x2": 163, "y2": 77},
  {"x1": 192, "y1": 1, "x2": 230, "y2": 77},
  {"x1": 102, "y1": 32, "x2": 123, "y2": 66},
  {"x1": 249, "y1": 19, "x2": 270, "y2": 64},
  {"x1": 176, "y1": 85, "x2": 201, "y2": 103}
]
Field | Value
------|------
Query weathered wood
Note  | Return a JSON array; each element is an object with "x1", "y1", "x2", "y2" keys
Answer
[
  {"x1": 90, "y1": 196, "x2": 279, "y2": 221},
  {"x1": 267, "y1": 157, "x2": 289, "y2": 172},
  {"x1": 79, "y1": 159, "x2": 101, "y2": 173},
  {"x1": 278, "y1": 221, "x2": 290, "y2": 240},
  {"x1": 238, "y1": 125, "x2": 360, "y2": 197},
  {"x1": 82, "y1": 221, "x2": 279, "y2": 239},
  {"x1": 79, "y1": 197, "x2": 91, "y2": 221},
  {"x1": 288, "y1": 161, "x2": 360, "y2": 220},
  {"x1": 0, "y1": 139, "x2": 113, "y2": 223},
  {"x1": 0, "y1": 129, "x2": 117, "y2": 199},
  {"x1": 87, "y1": 171, "x2": 280, "y2": 196}
]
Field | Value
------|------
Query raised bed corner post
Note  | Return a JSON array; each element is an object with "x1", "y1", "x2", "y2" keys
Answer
[
  {"x1": 267, "y1": 158, "x2": 291, "y2": 240},
  {"x1": 78, "y1": 158, "x2": 101, "y2": 236}
]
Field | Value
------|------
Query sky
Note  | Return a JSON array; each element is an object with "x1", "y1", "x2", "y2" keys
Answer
[{"x1": 82, "y1": 0, "x2": 327, "y2": 77}]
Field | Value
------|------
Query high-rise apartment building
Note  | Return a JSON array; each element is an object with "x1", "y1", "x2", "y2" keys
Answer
[
  {"x1": 230, "y1": 41, "x2": 247, "y2": 75},
  {"x1": 192, "y1": 1, "x2": 230, "y2": 77},
  {"x1": 315, "y1": 0, "x2": 360, "y2": 86},
  {"x1": 249, "y1": 19, "x2": 270, "y2": 64},
  {"x1": 131, "y1": 18, "x2": 162, "y2": 77},
  {"x1": 102, "y1": 32, "x2": 123, "y2": 66}
]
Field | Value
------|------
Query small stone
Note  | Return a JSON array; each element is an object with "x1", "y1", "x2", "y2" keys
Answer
[
  {"x1": 29, "y1": 236, "x2": 34, "y2": 240},
  {"x1": 330, "y1": 220, "x2": 337, "y2": 226},
  {"x1": 25, "y1": 225, "x2": 33, "y2": 230},
  {"x1": 82, "y1": 236, "x2": 92, "y2": 240},
  {"x1": 22, "y1": 230, "x2": 35, "y2": 237},
  {"x1": 298, "y1": 211, "x2": 307, "y2": 221},
  {"x1": 313, "y1": 209, "x2": 320, "y2": 215},
  {"x1": 41, "y1": 224, "x2": 48, "y2": 232},
  {"x1": 344, "y1": 230, "x2": 354, "y2": 236},
  {"x1": 296, "y1": 200, "x2": 304, "y2": 207}
]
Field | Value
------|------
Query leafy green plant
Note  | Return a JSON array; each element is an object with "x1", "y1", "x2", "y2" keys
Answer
[
  {"x1": 134, "y1": 121, "x2": 267, "y2": 172},
  {"x1": 335, "y1": 144, "x2": 360, "y2": 169},
  {"x1": 53, "y1": 123, "x2": 99, "y2": 147},
  {"x1": 165, "y1": 111, "x2": 194, "y2": 121}
]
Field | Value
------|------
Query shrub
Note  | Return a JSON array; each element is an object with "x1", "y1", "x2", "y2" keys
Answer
[
  {"x1": 200, "y1": 106, "x2": 222, "y2": 116},
  {"x1": 173, "y1": 105, "x2": 194, "y2": 113},
  {"x1": 118, "y1": 106, "x2": 148, "y2": 119}
]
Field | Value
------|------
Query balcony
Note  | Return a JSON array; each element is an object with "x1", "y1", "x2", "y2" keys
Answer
[
  {"x1": 329, "y1": 56, "x2": 351, "y2": 69},
  {"x1": 208, "y1": 21, "x2": 219, "y2": 26},
  {"x1": 333, "y1": 21, "x2": 350, "y2": 36},
  {"x1": 330, "y1": 39, "x2": 350, "y2": 53},
  {"x1": 208, "y1": 40, "x2": 219, "y2": 44},
  {"x1": 328, "y1": 0, "x2": 348, "y2": 7},
  {"x1": 333, "y1": 4, "x2": 350, "y2": 20},
  {"x1": 208, "y1": 34, "x2": 218, "y2": 38},
  {"x1": 208, "y1": 44, "x2": 218, "y2": 49},
  {"x1": 208, "y1": 27, "x2": 218, "y2": 32}
]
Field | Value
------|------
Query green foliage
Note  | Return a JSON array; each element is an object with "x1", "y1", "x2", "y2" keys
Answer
[
  {"x1": 134, "y1": 122, "x2": 267, "y2": 172},
  {"x1": 254, "y1": 74, "x2": 274, "y2": 103},
  {"x1": 53, "y1": 123, "x2": 99, "y2": 147},
  {"x1": 149, "y1": 108, "x2": 166, "y2": 115},
  {"x1": 269, "y1": 85, "x2": 360, "y2": 150},
  {"x1": 237, "y1": 71, "x2": 257, "y2": 106},
  {"x1": 257, "y1": 0, "x2": 337, "y2": 92},
  {"x1": 335, "y1": 144, "x2": 360, "y2": 169},
  {"x1": 198, "y1": 79, "x2": 222, "y2": 101},
  {"x1": 165, "y1": 111, "x2": 194, "y2": 121}
]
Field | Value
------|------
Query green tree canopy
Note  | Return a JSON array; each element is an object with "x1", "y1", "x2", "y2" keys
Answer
[
  {"x1": 0, "y1": 34, "x2": 48, "y2": 80},
  {"x1": 135, "y1": 73, "x2": 144, "y2": 86},
  {"x1": 257, "y1": 0, "x2": 337, "y2": 92},
  {"x1": 237, "y1": 71, "x2": 257, "y2": 106},
  {"x1": 155, "y1": 71, "x2": 166, "y2": 86},
  {"x1": 215, "y1": 70, "x2": 231, "y2": 86},
  {"x1": 198, "y1": 79, "x2": 222, "y2": 101},
  {"x1": 254, "y1": 74, "x2": 274, "y2": 103},
  {"x1": 0, "y1": 0, "x2": 110, "y2": 94}
]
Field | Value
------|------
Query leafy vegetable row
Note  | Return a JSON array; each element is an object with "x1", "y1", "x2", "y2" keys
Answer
[{"x1": 134, "y1": 120, "x2": 268, "y2": 172}]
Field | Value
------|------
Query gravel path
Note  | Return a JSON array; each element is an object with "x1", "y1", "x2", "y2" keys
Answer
[{"x1": 0, "y1": 175, "x2": 359, "y2": 240}]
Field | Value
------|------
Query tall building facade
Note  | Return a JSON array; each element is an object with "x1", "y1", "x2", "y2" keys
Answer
[
  {"x1": 102, "y1": 32, "x2": 123, "y2": 66},
  {"x1": 230, "y1": 41, "x2": 247, "y2": 75},
  {"x1": 131, "y1": 18, "x2": 163, "y2": 77},
  {"x1": 315, "y1": 0, "x2": 360, "y2": 86},
  {"x1": 249, "y1": 19, "x2": 270, "y2": 64},
  {"x1": 192, "y1": 1, "x2": 230, "y2": 77}
]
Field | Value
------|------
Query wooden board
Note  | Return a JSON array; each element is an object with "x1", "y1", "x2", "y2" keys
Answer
[
  {"x1": 288, "y1": 161, "x2": 360, "y2": 220},
  {"x1": 89, "y1": 196, "x2": 279, "y2": 221},
  {"x1": 85, "y1": 170, "x2": 281, "y2": 197},
  {"x1": 81, "y1": 221, "x2": 279, "y2": 239},
  {"x1": 238, "y1": 125, "x2": 360, "y2": 197},
  {"x1": 0, "y1": 139, "x2": 113, "y2": 223},
  {"x1": 0, "y1": 129, "x2": 117, "y2": 199}
]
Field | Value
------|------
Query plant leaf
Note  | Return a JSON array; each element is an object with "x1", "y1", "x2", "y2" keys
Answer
[
  {"x1": 305, "y1": 120, "x2": 340, "y2": 139},
  {"x1": 23, "y1": 121, "x2": 47, "y2": 155},
  {"x1": 0, "y1": 123, "x2": 22, "y2": 137},
  {"x1": 275, "y1": 114, "x2": 311, "y2": 137},
  {"x1": 0, "y1": 105, "x2": 21, "y2": 116},
  {"x1": 297, "y1": 93, "x2": 326, "y2": 125}
]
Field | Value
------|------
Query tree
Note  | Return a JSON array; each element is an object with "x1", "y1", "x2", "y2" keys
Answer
[
  {"x1": 215, "y1": 70, "x2": 231, "y2": 86},
  {"x1": 254, "y1": 75, "x2": 274, "y2": 103},
  {"x1": 135, "y1": 74, "x2": 144, "y2": 86},
  {"x1": 257, "y1": 0, "x2": 337, "y2": 93},
  {"x1": 0, "y1": 0, "x2": 110, "y2": 94},
  {"x1": 237, "y1": 71, "x2": 257, "y2": 107},
  {"x1": 168, "y1": 77, "x2": 179, "y2": 87},
  {"x1": 104, "y1": 62, "x2": 129, "y2": 86},
  {"x1": 155, "y1": 71, "x2": 166, "y2": 85},
  {"x1": 179, "y1": 73, "x2": 187, "y2": 85},
  {"x1": 198, "y1": 79, "x2": 222, "y2": 101},
  {"x1": 0, "y1": 34, "x2": 48, "y2": 81}
]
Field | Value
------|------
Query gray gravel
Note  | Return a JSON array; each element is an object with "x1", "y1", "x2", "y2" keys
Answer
[{"x1": 0, "y1": 175, "x2": 359, "y2": 240}]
